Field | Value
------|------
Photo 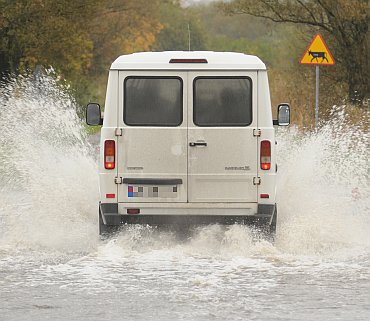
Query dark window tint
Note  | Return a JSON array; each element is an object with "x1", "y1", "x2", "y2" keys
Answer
[
  {"x1": 193, "y1": 77, "x2": 252, "y2": 126},
  {"x1": 124, "y1": 77, "x2": 182, "y2": 126}
]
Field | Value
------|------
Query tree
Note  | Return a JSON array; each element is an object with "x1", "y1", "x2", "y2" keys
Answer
[
  {"x1": 0, "y1": 0, "x2": 100, "y2": 77},
  {"x1": 0, "y1": 0, "x2": 163, "y2": 107},
  {"x1": 221, "y1": 0, "x2": 369, "y2": 105},
  {"x1": 0, "y1": 0, "x2": 163, "y2": 77},
  {"x1": 153, "y1": 0, "x2": 206, "y2": 51},
  {"x1": 89, "y1": 0, "x2": 163, "y2": 74}
]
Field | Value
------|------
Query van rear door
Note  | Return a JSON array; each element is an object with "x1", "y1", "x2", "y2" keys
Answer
[
  {"x1": 187, "y1": 72, "x2": 258, "y2": 202},
  {"x1": 117, "y1": 71, "x2": 187, "y2": 203}
]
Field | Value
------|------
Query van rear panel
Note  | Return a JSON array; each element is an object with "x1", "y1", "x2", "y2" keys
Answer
[
  {"x1": 117, "y1": 71, "x2": 188, "y2": 203},
  {"x1": 116, "y1": 70, "x2": 259, "y2": 204},
  {"x1": 187, "y1": 72, "x2": 258, "y2": 202}
]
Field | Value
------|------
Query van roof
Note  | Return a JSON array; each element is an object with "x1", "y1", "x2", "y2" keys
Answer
[{"x1": 111, "y1": 51, "x2": 266, "y2": 70}]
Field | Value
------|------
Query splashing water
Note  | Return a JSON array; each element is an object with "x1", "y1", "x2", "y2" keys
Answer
[
  {"x1": 0, "y1": 74, "x2": 369, "y2": 259},
  {"x1": 276, "y1": 108, "x2": 370, "y2": 258},
  {"x1": 0, "y1": 74, "x2": 369, "y2": 321},
  {"x1": 0, "y1": 73, "x2": 98, "y2": 252}
]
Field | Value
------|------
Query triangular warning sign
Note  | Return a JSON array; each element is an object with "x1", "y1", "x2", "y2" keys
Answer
[{"x1": 300, "y1": 34, "x2": 335, "y2": 65}]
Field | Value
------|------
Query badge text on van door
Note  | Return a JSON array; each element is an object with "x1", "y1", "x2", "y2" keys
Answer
[{"x1": 225, "y1": 166, "x2": 251, "y2": 171}]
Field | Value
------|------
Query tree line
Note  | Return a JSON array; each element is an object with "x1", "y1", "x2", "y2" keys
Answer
[
  {"x1": 0, "y1": 0, "x2": 368, "y2": 126},
  {"x1": 221, "y1": 0, "x2": 369, "y2": 105}
]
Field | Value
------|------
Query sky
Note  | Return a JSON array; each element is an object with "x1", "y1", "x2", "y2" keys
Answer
[{"x1": 182, "y1": 0, "x2": 219, "y2": 6}]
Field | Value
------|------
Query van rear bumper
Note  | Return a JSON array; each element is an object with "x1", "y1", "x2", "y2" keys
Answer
[{"x1": 99, "y1": 203, "x2": 276, "y2": 226}]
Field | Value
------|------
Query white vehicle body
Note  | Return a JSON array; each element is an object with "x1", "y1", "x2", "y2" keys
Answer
[{"x1": 88, "y1": 51, "x2": 289, "y2": 233}]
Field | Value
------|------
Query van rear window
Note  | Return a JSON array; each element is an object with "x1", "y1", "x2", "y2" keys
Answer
[
  {"x1": 193, "y1": 77, "x2": 252, "y2": 126},
  {"x1": 124, "y1": 77, "x2": 183, "y2": 126}
]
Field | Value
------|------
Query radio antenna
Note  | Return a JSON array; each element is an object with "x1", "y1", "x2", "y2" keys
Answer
[{"x1": 187, "y1": 23, "x2": 191, "y2": 51}]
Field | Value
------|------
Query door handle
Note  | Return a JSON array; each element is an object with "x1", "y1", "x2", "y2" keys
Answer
[{"x1": 189, "y1": 142, "x2": 207, "y2": 147}]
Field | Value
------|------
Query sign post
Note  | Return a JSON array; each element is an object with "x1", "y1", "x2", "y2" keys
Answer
[
  {"x1": 300, "y1": 34, "x2": 335, "y2": 127},
  {"x1": 315, "y1": 65, "x2": 319, "y2": 126}
]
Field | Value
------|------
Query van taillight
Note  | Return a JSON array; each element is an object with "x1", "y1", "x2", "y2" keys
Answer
[
  {"x1": 260, "y1": 140, "x2": 271, "y2": 170},
  {"x1": 104, "y1": 140, "x2": 115, "y2": 169}
]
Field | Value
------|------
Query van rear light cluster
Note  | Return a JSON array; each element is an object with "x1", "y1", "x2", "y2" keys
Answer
[
  {"x1": 260, "y1": 140, "x2": 271, "y2": 170},
  {"x1": 104, "y1": 140, "x2": 115, "y2": 169}
]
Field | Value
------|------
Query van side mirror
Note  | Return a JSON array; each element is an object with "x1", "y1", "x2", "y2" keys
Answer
[
  {"x1": 86, "y1": 103, "x2": 103, "y2": 126},
  {"x1": 273, "y1": 103, "x2": 290, "y2": 126}
]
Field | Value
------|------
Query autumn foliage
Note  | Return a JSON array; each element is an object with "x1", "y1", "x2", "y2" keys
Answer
[
  {"x1": 0, "y1": 0, "x2": 162, "y2": 75},
  {"x1": 0, "y1": 0, "x2": 368, "y2": 127}
]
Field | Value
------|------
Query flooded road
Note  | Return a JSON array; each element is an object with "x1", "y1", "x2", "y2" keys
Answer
[
  {"x1": 0, "y1": 75, "x2": 369, "y2": 320},
  {"x1": 1, "y1": 232, "x2": 370, "y2": 321}
]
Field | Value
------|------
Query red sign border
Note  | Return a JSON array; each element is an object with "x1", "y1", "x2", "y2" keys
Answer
[{"x1": 300, "y1": 33, "x2": 335, "y2": 66}]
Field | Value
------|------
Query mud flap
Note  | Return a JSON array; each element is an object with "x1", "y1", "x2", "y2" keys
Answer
[
  {"x1": 253, "y1": 204, "x2": 277, "y2": 238},
  {"x1": 99, "y1": 203, "x2": 119, "y2": 236}
]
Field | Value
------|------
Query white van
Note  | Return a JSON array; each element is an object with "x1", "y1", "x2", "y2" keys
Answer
[{"x1": 86, "y1": 51, "x2": 290, "y2": 235}]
